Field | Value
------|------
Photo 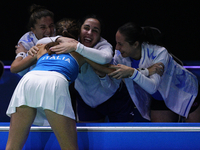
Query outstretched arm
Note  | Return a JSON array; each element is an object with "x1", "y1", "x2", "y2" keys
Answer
[
  {"x1": 84, "y1": 58, "x2": 115, "y2": 74},
  {"x1": 85, "y1": 58, "x2": 121, "y2": 93},
  {"x1": 50, "y1": 37, "x2": 113, "y2": 64},
  {"x1": 108, "y1": 64, "x2": 161, "y2": 94}
]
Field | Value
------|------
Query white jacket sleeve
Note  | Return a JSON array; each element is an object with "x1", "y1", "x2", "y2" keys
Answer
[
  {"x1": 76, "y1": 43, "x2": 113, "y2": 64},
  {"x1": 129, "y1": 69, "x2": 161, "y2": 94},
  {"x1": 130, "y1": 46, "x2": 169, "y2": 94}
]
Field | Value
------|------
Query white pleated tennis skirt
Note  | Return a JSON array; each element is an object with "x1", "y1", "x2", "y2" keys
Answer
[{"x1": 6, "y1": 71, "x2": 75, "y2": 126}]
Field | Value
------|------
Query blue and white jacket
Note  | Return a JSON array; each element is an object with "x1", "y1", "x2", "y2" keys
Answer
[{"x1": 106, "y1": 43, "x2": 198, "y2": 120}]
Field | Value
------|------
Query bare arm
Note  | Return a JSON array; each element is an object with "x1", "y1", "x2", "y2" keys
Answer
[
  {"x1": 70, "y1": 52, "x2": 85, "y2": 67},
  {"x1": 10, "y1": 55, "x2": 37, "y2": 73},
  {"x1": 85, "y1": 58, "x2": 116, "y2": 74},
  {"x1": 15, "y1": 43, "x2": 28, "y2": 54},
  {"x1": 11, "y1": 45, "x2": 41, "y2": 73}
]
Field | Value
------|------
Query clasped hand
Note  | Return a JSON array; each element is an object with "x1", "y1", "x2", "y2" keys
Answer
[
  {"x1": 50, "y1": 37, "x2": 78, "y2": 54},
  {"x1": 108, "y1": 64, "x2": 135, "y2": 79},
  {"x1": 108, "y1": 62, "x2": 164, "y2": 79},
  {"x1": 28, "y1": 37, "x2": 79, "y2": 56},
  {"x1": 148, "y1": 62, "x2": 164, "y2": 76},
  {"x1": 28, "y1": 45, "x2": 40, "y2": 56}
]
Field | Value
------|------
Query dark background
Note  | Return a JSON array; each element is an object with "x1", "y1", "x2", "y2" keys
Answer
[{"x1": 1, "y1": 1, "x2": 199, "y2": 64}]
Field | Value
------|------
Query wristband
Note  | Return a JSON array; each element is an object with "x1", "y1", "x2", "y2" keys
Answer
[
  {"x1": 138, "y1": 68, "x2": 149, "y2": 76},
  {"x1": 15, "y1": 52, "x2": 26, "y2": 59},
  {"x1": 129, "y1": 69, "x2": 138, "y2": 80}
]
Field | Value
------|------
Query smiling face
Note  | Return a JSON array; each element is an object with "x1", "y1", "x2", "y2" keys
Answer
[
  {"x1": 115, "y1": 31, "x2": 141, "y2": 59},
  {"x1": 31, "y1": 16, "x2": 55, "y2": 40},
  {"x1": 80, "y1": 18, "x2": 101, "y2": 47}
]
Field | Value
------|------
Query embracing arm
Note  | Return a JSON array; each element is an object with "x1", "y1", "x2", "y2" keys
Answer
[
  {"x1": 132, "y1": 49, "x2": 169, "y2": 93},
  {"x1": 85, "y1": 58, "x2": 115, "y2": 74},
  {"x1": 108, "y1": 64, "x2": 161, "y2": 94},
  {"x1": 109, "y1": 48, "x2": 169, "y2": 94},
  {"x1": 11, "y1": 45, "x2": 40, "y2": 73},
  {"x1": 129, "y1": 69, "x2": 161, "y2": 94},
  {"x1": 50, "y1": 37, "x2": 113, "y2": 65},
  {"x1": 76, "y1": 43, "x2": 113, "y2": 64},
  {"x1": 10, "y1": 55, "x2": 37, "y2": 73},
  {"x1": 139, "y1": 62, "x2": 164, "y2": 76},
  {"x1": 85, "y1": 58, "x2": 121, "y2": 92}
]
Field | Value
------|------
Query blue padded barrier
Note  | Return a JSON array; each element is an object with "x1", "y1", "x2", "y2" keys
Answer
[{"x1": 0, "y1": 123, "x2": 200, "y2": 150}]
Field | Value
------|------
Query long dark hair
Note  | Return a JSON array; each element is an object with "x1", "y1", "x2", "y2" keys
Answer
[
  {"x1": 118, "y1": 22, "x2": 164, "y2": 46},
  {"x1": 118, "y1": 22, "x2": 183, "y2": 65}
]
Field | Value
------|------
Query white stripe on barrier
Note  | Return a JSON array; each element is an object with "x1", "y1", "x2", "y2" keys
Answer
[{"x1": 1, "y1": 126, "x2": 200, "y2": 132}]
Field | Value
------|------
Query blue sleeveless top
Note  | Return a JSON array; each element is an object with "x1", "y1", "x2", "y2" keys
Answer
[{"x1": 32, "y1": 53, "x2": 79, "y2": 84}]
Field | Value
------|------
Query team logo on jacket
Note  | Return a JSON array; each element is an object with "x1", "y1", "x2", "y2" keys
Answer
[{"x1": 147, "y1": 48, "x2": 156, "y2": 59}]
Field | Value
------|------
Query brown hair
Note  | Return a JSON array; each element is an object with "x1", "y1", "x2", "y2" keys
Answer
[
  {"x1": 56, "y1": 18, "x2": 80, "y2": 40},
  {"x1": 45, "y1": 18, "x2": 80, "y2": 55},
  {"x1": 44, "y1": 41, "x2": 59, "y2": 55}
]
